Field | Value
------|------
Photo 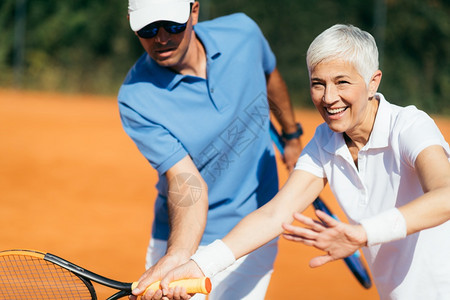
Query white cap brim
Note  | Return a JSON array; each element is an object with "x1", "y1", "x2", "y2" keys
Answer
[{"x1": 129, "y1": 0, "x2": 193, "y2": 32}]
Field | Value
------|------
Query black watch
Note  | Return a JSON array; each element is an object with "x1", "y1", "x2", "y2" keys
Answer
[{"x1": 282, "y1": 123, "x2": 303, "y2": 140}]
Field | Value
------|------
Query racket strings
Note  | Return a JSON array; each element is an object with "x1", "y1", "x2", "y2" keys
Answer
[{"x1": 0, "y1": 253, "x2": 93, "y2": 299}]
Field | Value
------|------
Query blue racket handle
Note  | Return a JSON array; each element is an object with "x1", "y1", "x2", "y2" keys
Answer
[
  {"x1": 269, "y1": 122, "x2": 372, "y2": 289},
  {"x1": 269, "y1": 122, "x2": 285, "y2": 154}
]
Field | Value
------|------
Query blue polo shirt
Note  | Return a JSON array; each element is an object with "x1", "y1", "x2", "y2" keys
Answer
[{"x1": 118, "y1": 13, "x2": 278, "y2": 244}]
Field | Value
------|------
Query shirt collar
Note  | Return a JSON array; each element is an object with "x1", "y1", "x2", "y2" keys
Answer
[
  {"x1": 365, "y1": 93, "x2": 391, "y2": 150},
  {"x1": 323, "y1": 93, "x2": 391, "y2": 156},
  {"x1": 194, "y1": 23, "x2": 221, "y2": 61},
  {"x1": 146, "y1": 56, "x2": 180, "y2": 90},
  {"x1": 145, "y1": 23, "x2": 222, "y2": 91}
]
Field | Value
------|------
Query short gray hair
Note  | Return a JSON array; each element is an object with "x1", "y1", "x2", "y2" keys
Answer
[{"x1": 306, "y1": 24, "x2": 379, "y2": 86}]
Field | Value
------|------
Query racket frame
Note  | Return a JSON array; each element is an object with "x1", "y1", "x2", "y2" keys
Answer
[
  {"x1": 0, "y1": 249, "x2": 210, "y2": 299},
  {"x1": 0, "y1": 249, "x2": 133, "y2": 300}
]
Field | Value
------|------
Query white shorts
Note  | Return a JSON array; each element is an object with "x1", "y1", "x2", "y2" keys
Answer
[{"x1": 146, "y1": 238, "x2": 278, "y2": 300}]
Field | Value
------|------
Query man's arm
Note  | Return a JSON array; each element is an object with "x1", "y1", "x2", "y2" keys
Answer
[
  {"x1": 131, "y1": 155, "x2": 208, "y2": 299},
  {"x1": 166, "y1": 155, "x2": 208, "y2": 259},
  {"x1": 267, "y1": 68, "x2": 302, "y2": 172}
]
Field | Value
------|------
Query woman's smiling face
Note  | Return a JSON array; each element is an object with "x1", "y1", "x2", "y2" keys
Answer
[{"x1": 309, "y1": 59, "x2": 379, "y2": 135}]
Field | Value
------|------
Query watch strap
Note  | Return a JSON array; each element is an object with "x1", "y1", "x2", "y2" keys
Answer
[{"x1": 282, "y1": 123, "x2": 303, "y2": 140}]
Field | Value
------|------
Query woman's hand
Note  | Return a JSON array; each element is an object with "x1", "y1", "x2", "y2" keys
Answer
[{"x1": 282, "y1": 210, "x2": 367, "y2": 267}]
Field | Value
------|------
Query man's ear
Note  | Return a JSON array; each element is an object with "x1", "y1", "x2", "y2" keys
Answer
[{"x1": 191, "y1": 1, "x2": 200, "y2": 26}]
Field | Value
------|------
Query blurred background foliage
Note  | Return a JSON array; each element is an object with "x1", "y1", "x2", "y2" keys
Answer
[{"x1": 1, "y1": 0, "x2": 449, "y2": 114}]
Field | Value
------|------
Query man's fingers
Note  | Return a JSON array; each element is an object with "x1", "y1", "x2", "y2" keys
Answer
[
  {"x1": 133, "y1": 279, "x2": 158, "y2": 297},
  {"x1": 159, "y1": 268, "x2": 181, "y2": 293},
  {"x1": 141, "y1": 288, "x2": 162, "y2": 300}
]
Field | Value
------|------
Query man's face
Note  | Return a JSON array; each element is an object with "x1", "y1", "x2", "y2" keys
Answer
[{"x1": 136, "y1": 2, "x2": 199, "y2": 70}]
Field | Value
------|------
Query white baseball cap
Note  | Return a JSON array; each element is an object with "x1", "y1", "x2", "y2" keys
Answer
[{"x1": 128, "y1": 0, "x2": 194, "y2": 32}]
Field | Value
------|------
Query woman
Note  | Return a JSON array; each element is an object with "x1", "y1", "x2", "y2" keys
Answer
[{"x1": 138, "y1": 24, "x2": 450, "y2": 300}]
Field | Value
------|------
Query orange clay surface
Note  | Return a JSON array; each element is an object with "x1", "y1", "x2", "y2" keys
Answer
[{"x1": 1, "y1": 89, "x2": 449, "y2": 299}]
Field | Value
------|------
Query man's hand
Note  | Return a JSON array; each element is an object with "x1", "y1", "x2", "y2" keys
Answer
[
  {"x1": 281, "y1": 210, "x2": 367, "y2": 267},
  {"x1": 159, "y1": 260, "x2": 206, "y2": 299},
  {"x1": 282, "y1": 138, "x2": 302, "y2": 173},
  {"x1": 130, "y1": 251, "x2": 191, "y2": 300}
]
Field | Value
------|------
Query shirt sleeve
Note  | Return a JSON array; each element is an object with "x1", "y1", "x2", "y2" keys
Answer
[
  {"x1": 240, "y1": 14, "x2": 276, "y2": 75},
  {"x1": 397, "y1": 107, "x2": 450, "y2": 168},
  {"x1": 119, "y1": 101, "x2": 188, "y2": 174},
  {"x1": 258, "y1": 28, "x2": 276, "y2": 75},
  {"x1": 295, "y1": 126, "x2": 327, "y2": 178}
]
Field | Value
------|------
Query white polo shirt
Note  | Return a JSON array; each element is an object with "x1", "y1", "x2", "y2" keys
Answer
[{"x1": 296, "y1": 93, "x2": 450, "y2": 299}]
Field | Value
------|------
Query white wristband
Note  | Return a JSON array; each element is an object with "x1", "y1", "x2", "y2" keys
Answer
[
  {"x1": 360, "y1": 208, "x2": 407, "y2": 247},
  {"x1": 190, "y1": 240, "x2": 236, "y2": 278}
]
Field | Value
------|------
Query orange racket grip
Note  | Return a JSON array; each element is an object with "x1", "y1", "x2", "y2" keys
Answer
[{"x1": 132, "y1": 277, "x2": 212, "y2": 295}]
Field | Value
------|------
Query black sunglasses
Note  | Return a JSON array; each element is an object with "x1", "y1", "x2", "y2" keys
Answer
[{"x1": 137, "y1": 21, "x2": 187, "y2": 39}]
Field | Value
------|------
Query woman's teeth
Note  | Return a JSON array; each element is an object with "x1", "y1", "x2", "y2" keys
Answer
[{"x1": 327, "y1": 107, "x2": 346, "y2": 114}]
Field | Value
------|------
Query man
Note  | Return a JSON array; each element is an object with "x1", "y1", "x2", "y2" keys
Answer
[{"x1": 118, "y1": 0, "x2": 303, "y2": 299}]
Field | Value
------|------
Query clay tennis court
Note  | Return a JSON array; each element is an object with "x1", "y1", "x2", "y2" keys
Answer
[{"x1": 2, "y1": 89, "x2": 449, "y2": 299}]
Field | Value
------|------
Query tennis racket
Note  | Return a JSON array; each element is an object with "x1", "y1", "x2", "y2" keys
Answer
[
  {"x1": 0, "y1": 249, "x2": 211, "y2": 300},
  {"x1": 269, "y1": 122, "x2": 372, "y2": 289}
]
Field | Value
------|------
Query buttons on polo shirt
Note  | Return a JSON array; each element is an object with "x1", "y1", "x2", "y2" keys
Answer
[
  {"x1": 359, "y1": 190, "x2": 368, "y2": 205},
  {"x1": 210, "y1": 87, "x2": 215, "y2": 93}
]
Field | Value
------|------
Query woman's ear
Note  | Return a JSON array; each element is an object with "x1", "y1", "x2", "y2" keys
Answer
[{"x1": 368, "y1": 70, "x2": 382, "y2": 98}]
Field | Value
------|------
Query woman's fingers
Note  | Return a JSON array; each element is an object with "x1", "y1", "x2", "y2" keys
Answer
[
  {"x1": 293, "y1": 212, "x2": 327, "y2": 230},
  {"x1": 281, "y1": 212, "x2": 330, "y2": 246},
  {"x1": 309, "y1": 254, "x2": 334, "y2": 268},
  {"x1": 314, "y1": 210, "x2": 340, "y2": 227}
]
